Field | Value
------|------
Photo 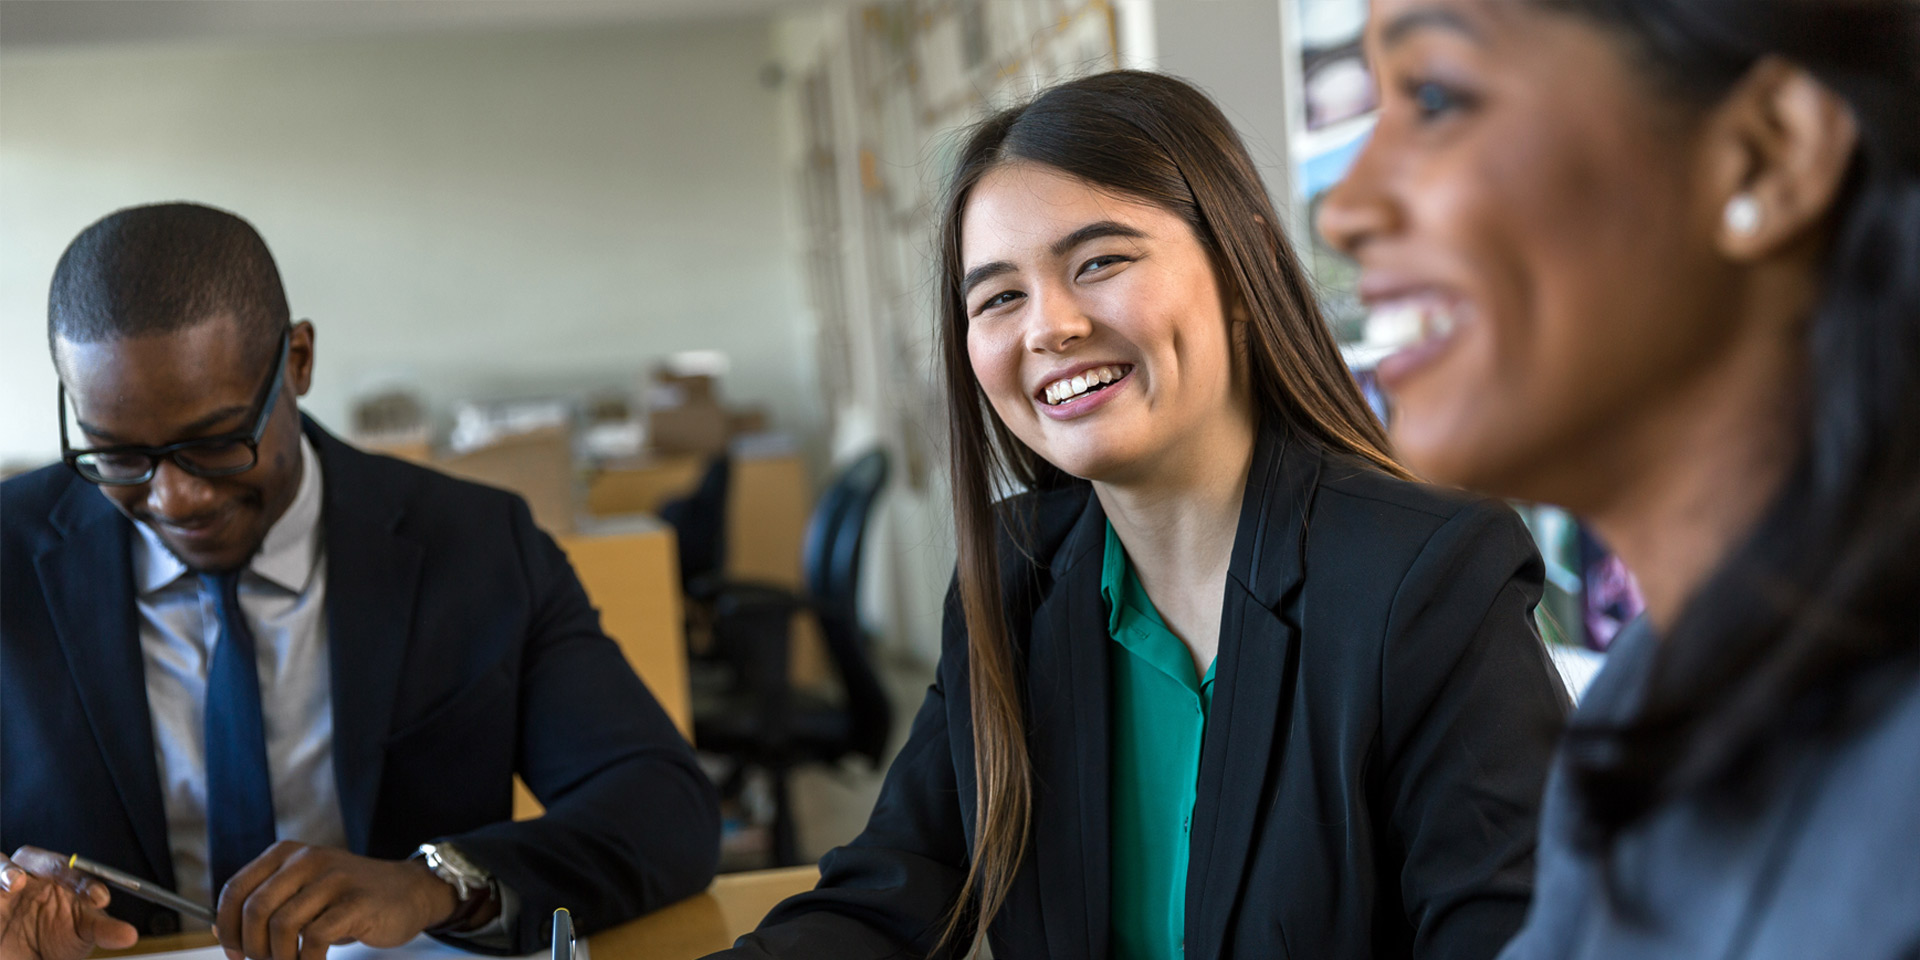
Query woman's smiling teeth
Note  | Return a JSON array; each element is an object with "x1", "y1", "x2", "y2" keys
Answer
[
  {"x1": 1365, "y1": 298, "x2": 1462, "y2": 350},
  {"x1": 1043, "y1": 364, "x2": 1131, "y2": 405}
]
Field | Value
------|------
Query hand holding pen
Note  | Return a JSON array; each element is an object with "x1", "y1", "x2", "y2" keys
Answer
[
  {"x1": 0, "y1": 846, "x2": 139, "y2": 960},
  {"x1": 66, "y1": 854, "x2": 214, "y2": 924}
]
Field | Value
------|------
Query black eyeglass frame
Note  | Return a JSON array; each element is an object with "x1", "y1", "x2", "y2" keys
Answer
[{"x1": 59, "y1": 329, "x2": 293, "y2": 486}]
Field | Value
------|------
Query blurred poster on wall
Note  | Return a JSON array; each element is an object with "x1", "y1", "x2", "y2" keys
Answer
[
  {"x1": 1287, "y1": 0, "x2": 1378, "y2": 347},
  {"x1": 1299, "y1": 125, "x2": 1372, "y2": 344},
  {"x1": 1297, "y1": 0, "x2": 1375, "y2": 131}
]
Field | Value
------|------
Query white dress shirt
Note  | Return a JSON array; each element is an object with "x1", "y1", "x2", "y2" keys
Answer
[
  {"x1": 132, "y1": 435, "x2": 347, "y2": 909},
  {"x1": 131, "y1": 435, "x2": 516, "y2": 944}
]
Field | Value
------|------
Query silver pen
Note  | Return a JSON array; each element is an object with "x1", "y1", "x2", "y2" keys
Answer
[
  {"x1": 67, "y1": 853, "x2": 217, "y2": 924},
  {"x1": 552, "y1": 907, "x2": 576, "y2": 960}
]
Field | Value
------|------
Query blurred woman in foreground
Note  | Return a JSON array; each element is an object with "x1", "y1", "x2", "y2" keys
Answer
[
  {"x1": 714, "y1": 70, "x2": 1568, "y2": 960},
  {"x1": 1321, "y1": 1, "x2": 1920, "y2": 956}
]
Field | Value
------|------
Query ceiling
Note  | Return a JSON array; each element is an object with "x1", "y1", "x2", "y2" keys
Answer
[{"x1": 0, "y1": 0, "x2": 813, "y2": 49}]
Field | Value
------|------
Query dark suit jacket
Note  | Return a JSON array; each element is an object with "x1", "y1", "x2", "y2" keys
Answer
[
  {"x1": 717, "y1": 427, "x2": 1570, "y2": 960},
  {"x1": 1, "y1": 418, "x2": 720, "y2": 954}
]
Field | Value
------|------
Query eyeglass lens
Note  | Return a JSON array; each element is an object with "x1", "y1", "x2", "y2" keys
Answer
[{"x1": 74, "y1": 441, "x2": 257, "y2": 484}]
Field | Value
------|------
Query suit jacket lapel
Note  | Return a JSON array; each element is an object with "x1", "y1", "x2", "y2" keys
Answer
[
  {"x1": 35, "y1": 482, "x2": 173, "y2": 884},
  {"x1": 1027, "y1": 491, "x2": 1112, "y2": 960},
  {"x1": 1186, "y1": 427, "x2": 1319, "y2": 960},
  {"x1": 308, "y1": 421, "x2": 423, "y2": 853}
]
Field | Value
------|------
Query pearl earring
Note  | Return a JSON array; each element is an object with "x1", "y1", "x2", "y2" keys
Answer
[{"x1": 1724, "y1": 193, "x2": 1762, "y2": 237}]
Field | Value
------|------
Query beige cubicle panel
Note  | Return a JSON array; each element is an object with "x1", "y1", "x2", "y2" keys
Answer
[
  {"x1": 513, "y1": 520, "x2": 690, "y2": 820},
  {"x1": 584, "y1": 452, "x2": 705, "y2": 515},
  {"x1": 586, "y1": 450, "x2": 828, "y2": 687},
  {"x1": 433, "y1": 427, "x2": 576, "y2": 535}
]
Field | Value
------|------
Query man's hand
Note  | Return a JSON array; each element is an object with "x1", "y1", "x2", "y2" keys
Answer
[
  {"x1": 213, "y1": 842, "x2": 457, "y2": 960},
  {"x1": 0, "y1": 847, "x2": 139, "y2": 960}
]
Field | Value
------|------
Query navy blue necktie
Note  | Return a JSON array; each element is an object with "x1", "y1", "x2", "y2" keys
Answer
[{"x1": 201, "y1": 570, "x2": 278, "y2": 896}]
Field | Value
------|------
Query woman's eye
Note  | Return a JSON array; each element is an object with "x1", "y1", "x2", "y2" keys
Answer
[
  {"x1": 1078, "y1": 254, "x2": 1128, "y2": 277},
  {"x1": 979, "y1": 289, "x2": 1023, "y2": 312},
  {"x1": 1406, "y1": 79, "x2": 1473, "y2": 121}
]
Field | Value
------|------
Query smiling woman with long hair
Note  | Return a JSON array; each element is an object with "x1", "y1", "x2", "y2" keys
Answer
[
  {"x1": 1319, "y1": 0, "x2": 1920, "y2": 956},
  {"x1": 711, "y1": 70, "x2": 1568, "y2": 960}
]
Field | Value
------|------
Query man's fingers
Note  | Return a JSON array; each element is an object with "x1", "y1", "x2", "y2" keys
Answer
[
  {"x1": 8, "y1": 847, "x2": 86, "y2": 893},
  {"x1": 295, "y1": 904, "x2": 356, "y2": 960},
  {"x1": 265, "y1": 879, "x2": 339, "y2": 960},
  {"x1": 7, "y1": 848, "x2": 116, "y2": 909},
  {"x1": 217, "y1": 842, "x2": 306, "y2": 956},
  {"x1": 79, "y1": 905, "x2": 141, "y2": 951},
  {"x1": 238, "y1": 847, "x2": 327, "y2": 960},
  {"x1": 0, "y1": 852, "x2": 28, "y2": 894},
  {"x1": 0, "y1": 853, "x2": 138, "y2": 960},
  {"x1": 8, "y1": 847, "x2": 65, "y2": 873}
]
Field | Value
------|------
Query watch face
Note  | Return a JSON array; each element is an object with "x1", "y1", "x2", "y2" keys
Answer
[{"x1": 422, "y1": 843, "x2": 490, "y2": 896}]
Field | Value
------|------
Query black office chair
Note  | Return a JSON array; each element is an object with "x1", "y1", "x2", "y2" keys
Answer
[
  {"x1": 656, "y1": 452, "x2": 731, "y2": 595},
  {"x1": 692, "y1": 448, "x2": 893, "y2": 866}
]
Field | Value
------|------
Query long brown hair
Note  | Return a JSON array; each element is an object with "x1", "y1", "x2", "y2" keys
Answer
[{"x1": 934, "y1": 69, "x2": 1411, "y2": 955}]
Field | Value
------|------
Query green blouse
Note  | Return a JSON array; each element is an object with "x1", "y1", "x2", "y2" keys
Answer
[{"x1": 1101, "y1": 522, "x2": 1216, "y2": 960}]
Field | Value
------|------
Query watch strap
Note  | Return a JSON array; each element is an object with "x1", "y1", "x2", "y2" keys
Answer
[{"x1": 413, "y1": 843, "x2": 499, "y2": 934}]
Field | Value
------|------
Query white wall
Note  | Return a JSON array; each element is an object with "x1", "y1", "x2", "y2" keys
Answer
[
  {"x1": 0, "y1": 19, "x2": 819, "y2": 466},
  {"x1": 1142, "y1": 0, "x2": 1294, "y2": 218}
]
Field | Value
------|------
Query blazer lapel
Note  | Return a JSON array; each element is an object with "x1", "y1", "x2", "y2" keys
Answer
[
  {"x1": 309, "y1": 422, "x2": 424, "y2": 853},
  {"x1": 1185, "y1": 427, "x2": 1320, "y2": 960},
  {"x1": 1027, "y1": 491, "x2": 1112, "y2": 960},
  {"x1": 34, "y1": 483, "x2": 173, "y2": 884}
]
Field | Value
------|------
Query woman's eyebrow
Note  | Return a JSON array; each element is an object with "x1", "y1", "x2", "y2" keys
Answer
[
  {"x1": 962, "y1": 260, "x2": 1016, "y2": 297},
  {"x1": 1051, "y1": 220, "x2": 1147, "y2": 257},
  {"x1": 1379, "y1": 5, "x2": 1484, "y2": 50},
  {"x1": 962, "y1": 220, "x2": 1147, "y2": 296}
]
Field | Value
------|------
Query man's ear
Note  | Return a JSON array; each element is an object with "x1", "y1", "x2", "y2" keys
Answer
[
  {"x1": 288, "y1": 320, "x2": 317, "y2": 398},
  {"x1": 1701, "y1": 57, "x2": 1859, "y2": 261}
]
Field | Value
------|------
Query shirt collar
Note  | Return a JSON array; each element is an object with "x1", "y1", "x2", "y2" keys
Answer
[
  {"x1": 1099, "y1": 520, "x2": 1216, "y2": 692},
  {"x1": 1099, "y1": 520, "x2": 1130, "y2": 638},
  {"x1": 132, "y1": 435, "x2": 325, "y2": 595}
]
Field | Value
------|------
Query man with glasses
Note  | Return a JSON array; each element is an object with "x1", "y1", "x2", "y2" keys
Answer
[{"x1": 0, "y1": 203, "x2": 721, "y2": 960}]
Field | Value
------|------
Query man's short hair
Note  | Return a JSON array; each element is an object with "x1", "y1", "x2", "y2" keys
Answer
[{"x1": 48, "y1": 202, "x2": 290, "y2": 368}]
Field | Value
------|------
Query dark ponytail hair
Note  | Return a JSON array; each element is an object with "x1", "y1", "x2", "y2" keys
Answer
[
  {"x1": 1553, "y1": 0, "x2": 1920, "y2": 847},
  {"x1": 934, "y1": 70, "x2": 1409, "y2": 955}
]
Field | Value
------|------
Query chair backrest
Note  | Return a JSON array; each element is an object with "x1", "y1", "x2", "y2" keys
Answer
[
  {"x1": 657, "y1": 452, "x2": 731, "y2": 590},
  {"x1": 799, "y1": 449, "x2": 892, "y2": 762}
]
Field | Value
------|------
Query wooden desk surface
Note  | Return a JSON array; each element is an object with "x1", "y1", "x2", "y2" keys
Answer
[
  {"x1": 95, "y1": 867, "x2": 817, "y2": 960},
  {"x1": 588, "y1": 865, "x2": 815, "y2": 959}
]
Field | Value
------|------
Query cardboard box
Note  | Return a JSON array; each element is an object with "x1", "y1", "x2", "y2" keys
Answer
[
  {"x1": 433, "y1": 426, "x2": 577, "y2": 534},
  {"x1": 648, "y1": 401, "x2": 731, "y2": 457}
]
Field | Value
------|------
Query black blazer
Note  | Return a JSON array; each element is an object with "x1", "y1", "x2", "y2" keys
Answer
[
  {"x1": 717, "y1": 427, "x2": 1570, "y2": 960},
  {"x1": 1, "y1": 418, "x2": 720, "y2": 954}
]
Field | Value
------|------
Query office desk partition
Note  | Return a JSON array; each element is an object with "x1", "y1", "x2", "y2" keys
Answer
[
  {"x1": 554, "y1": 521, "x2": 691, "y2": 736},
  {"x1": 513, "y1": 519, "x2": 692, "y2": 821},
  {"x1": 587, "y1": 452, "x2": 826, "y2": 688}
]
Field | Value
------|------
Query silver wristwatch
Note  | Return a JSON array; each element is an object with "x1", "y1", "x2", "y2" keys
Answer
[{"x1": 414, "y1": 842, "x2": 492, "y2": 903}]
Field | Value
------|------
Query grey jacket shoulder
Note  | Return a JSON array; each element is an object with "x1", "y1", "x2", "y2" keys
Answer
[{"x1": 1504, "y1": 622, "x2": 1920, "y2": 960}]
